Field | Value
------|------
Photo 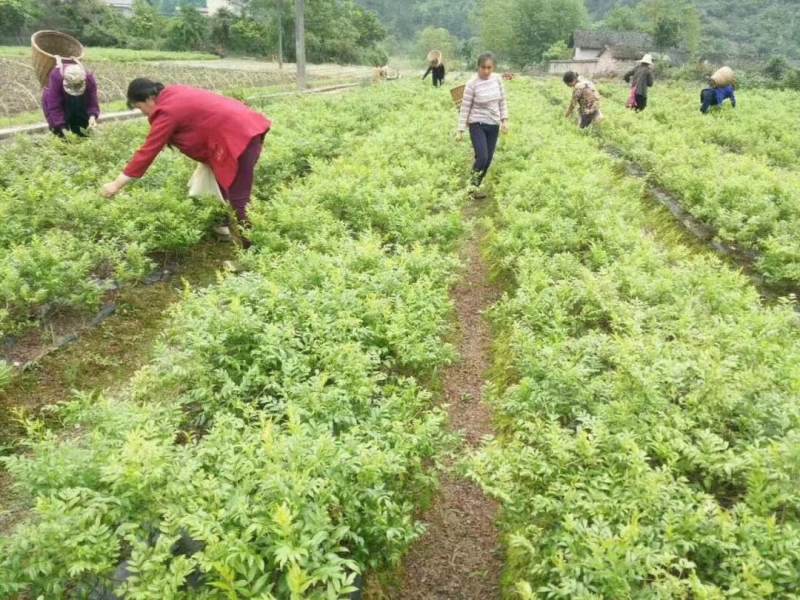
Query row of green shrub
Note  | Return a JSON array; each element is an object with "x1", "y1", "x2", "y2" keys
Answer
[
  {"x1": 0, "y1": 83, "x2": 470, "y2": 597},
  {"x1": 592, "y1": 80, "x2": 800, "y2": 287},
  {"x1": 0, "y1": 85, "x2": 411, "y2": 338},
  {"x1": 467, "y1": 80, "x2": 800, "y2": 598}
]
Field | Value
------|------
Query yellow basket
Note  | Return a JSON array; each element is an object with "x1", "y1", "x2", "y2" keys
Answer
[{"x1": 450, "y1": 84, "x2": 466, "y2": 108}]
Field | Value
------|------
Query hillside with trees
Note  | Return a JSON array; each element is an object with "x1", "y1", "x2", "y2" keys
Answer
[
  {"x1": 0, "y1": 0, "x2": 797, "y2": 66},
  {"x1": 358, "y1": 0, "x2": 798, "y2": 65},
  {"x1": 355, "y1": 0, "x2": 475, "y2": 39},
  {"x1": 590, "y1": 0, "x2": 800, "y2": 60}
]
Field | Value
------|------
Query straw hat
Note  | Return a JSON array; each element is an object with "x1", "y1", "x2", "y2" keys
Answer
[
  {"x1": 640, "y1": 53, "x2": 654, "y2": 65},
  {"x1": 63, "y1": 64, "x2": 87, "y2": 96}
]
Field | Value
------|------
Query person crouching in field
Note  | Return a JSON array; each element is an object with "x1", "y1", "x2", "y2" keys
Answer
[
  {"x1": 423, "y1": 54, "x2": 446, "y2": 87},
  {"x1": 43, "y1": 61, "x2": 100, "y2": 137},
  {"x1": 701, "y1": 81, "x2": 737, "y2": 113},
  {"x1": 101, "y1": 79, "x2": 271, "y2": 248},
  {"x1": 457, "y1": 52, "x2": 509, "y2": 199},
  {"x1": 563, "y1": 71, "x2": 602, "y2": 128},
  {"x1": 624, "y1": 54, "x2": 655, "y2": 112}
]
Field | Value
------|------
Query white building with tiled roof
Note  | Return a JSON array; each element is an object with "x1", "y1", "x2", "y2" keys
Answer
[{"x1": 105, "y1": 0, "x2": 134, "y2": 15}]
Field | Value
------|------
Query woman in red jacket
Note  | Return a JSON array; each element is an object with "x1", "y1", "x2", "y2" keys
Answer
[{"x1": 101, "y1": 79, "x2": 271, "y2": 241}]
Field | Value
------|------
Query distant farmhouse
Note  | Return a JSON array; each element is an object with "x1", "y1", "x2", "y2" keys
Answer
[
  {"x1": 548, "y1": 30, "x2": 679, "y2": 77},
  {"x1": 103, "y1": 0, "x2": 243, "y2": 16},
  {"x1": 104, "y1": 0, "x2": 134, "y2": 15},
  {"x1": 207, "y1": 0, "x2": 242, "y2": 15}
]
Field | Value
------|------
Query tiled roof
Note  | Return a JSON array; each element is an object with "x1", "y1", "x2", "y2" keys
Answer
[{"x1": 574, "y1": 30, "x2": 654, "y2": 50}]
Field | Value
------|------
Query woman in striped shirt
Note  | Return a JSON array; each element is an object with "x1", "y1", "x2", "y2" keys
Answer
[{"x1": 457, "y1": 52, "x2": 509, "y2": 196}]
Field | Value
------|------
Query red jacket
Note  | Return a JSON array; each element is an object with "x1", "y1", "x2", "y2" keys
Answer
[{"x1": 124, "y1": 85, "x2": 271, "y2": 189}]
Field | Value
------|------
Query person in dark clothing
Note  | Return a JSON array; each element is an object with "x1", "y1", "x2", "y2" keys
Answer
[
  {"x1": 701, "y1": 84, "x2": 737, "y2": 113},
  {"x1": 624, "y1": 54, "x2": 655, "y2": 112},
  {"x1": 42, "y1": 62, "x2": 100, "y2": 137},
  {"x1": 423, "y1": 59, "x2": 446, "y2": 87}
]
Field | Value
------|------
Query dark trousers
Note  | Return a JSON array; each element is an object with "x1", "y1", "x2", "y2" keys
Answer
[
  {"x1": 67, "y1": 94, "x2": 89, "y2": 135},
  {"x1": 634, "y1": 94, "x2": 648, "y2": 112},
  {"x1": 432, "y1": 74, "x2": 444, "y2": 87},
  {"x1": 52, "y1": 98, "x2": 90, "y2": 137},
  {"x1": 580, "y1": 112, "x2": 598, "y2": 129},
  {"x1": 67, "y1": 113, "x2": 89, "y2": 135},
  {"x1": 469, "y1": 123, "x2": 500, "y2": 186},
  {"x1": 219, "y1": 134, "x2": 264, "y2": 223},
  {"x1": 700, "y1": 88, "x2": 718, "y2": 114}
]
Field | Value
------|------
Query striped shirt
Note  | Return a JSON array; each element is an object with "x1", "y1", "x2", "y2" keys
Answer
[{"x1": 458, "y1": 74, "x2": 509, "y2": 131}]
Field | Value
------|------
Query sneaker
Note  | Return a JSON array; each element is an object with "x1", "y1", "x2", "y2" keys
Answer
[
  {"x1": 471, "y1": 188, "x2": 488, "y2": 200},
  {"x1": 214, "y1": 225, "x2": 232, "y2": 237}
]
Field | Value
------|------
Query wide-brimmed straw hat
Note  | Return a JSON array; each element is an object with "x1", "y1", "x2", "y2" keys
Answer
[{"x1": 640, "y1": 53, "x2": 654, "y2": 65}]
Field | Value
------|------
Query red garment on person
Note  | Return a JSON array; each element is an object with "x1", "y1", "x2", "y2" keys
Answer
[{"x1": 124, "y1": 85, "x2": 271, "y2": 189}]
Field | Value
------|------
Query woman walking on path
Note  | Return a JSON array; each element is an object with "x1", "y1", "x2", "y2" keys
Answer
[
  {"x1": 101, "y1": 79, "x2": 271, "y2": 247},
  {"x1": 457, "y1": 52, "x2": 509, "y2": 198},
  {"x1": 624, "y1": 54, "x2": 655, "y2": 112},
  {"x1": 42, "y1": 61, "x2": 100, "y2": 137}
]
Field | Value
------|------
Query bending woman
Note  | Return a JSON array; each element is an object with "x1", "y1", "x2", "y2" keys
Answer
[
  {"x1": 102, "y1": 79, "x2": 271, "y2": 241},
  {"x1": 43, "y1": 61, "x2": 100, "y2": 137},
  {"x1": 457, "y1": 53, "x2": 509, "y2": 197}
]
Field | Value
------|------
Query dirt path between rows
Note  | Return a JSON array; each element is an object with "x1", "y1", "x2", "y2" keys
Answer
[{"x1": 378, "y1": 201, "x2": 503, "y2": 599}]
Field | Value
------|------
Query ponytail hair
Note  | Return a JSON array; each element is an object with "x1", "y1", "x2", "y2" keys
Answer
[
  {"x1": 127, "y1": 78, "x2": 165, "y2": 108},
  {"x1": 477, "y1": 52, "x2": 496, "y2": 68}
]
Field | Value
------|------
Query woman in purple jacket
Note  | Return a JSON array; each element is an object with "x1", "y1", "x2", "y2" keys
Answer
[{"x1": 42, "y1": 62, "x2": 100, "y2": 137}]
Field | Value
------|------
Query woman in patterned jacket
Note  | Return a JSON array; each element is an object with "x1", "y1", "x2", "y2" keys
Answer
[{"x1": 563, "y1": 71, "x2": 602, "y2": 129}]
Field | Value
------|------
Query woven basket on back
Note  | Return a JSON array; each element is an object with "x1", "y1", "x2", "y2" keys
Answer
[
  {"x1": 427, "y1": 50, "x2": 442, "y2": 65},
  {"x1": 450, "y1": 84, "x2": 466, "y2": 108},
  {"x1": 711, "y1": 66, "x2": 736, "y2": 88},
  {"x1": 31, "y1": 30, "x2": 84, "y2": 87}
]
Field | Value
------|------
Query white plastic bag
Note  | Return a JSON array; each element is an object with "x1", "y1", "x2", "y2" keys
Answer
[{"x1": 188, "y1": 163, "x2": 224, "y2": 203}]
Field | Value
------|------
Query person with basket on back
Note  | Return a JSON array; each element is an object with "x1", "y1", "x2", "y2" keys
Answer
[
  {"x1": 42, "y1": 59, "x2": 100, "y2": 138},
  {"x1": 624, "y1": 53, "x2": 655, "y2": 112},
  {"x1": 457, "y1": 52, "x2": 509, "y2": 199},
  {"x1": 701, "y1": 66, "x2": 737, "y2": 113},
  {"x1": 423, "y1": 51, "x2": 446, "y2": 87}
]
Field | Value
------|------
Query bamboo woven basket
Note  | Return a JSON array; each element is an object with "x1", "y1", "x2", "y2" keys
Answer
[
  {"x1": 31, "y1": 30, "x2": 84, "y2": 87},
  {"x1": 711, "y1": 66, "x2": 736, "y2": 87},
  {"x1": 450, "y1": 84, "x2": 466, "y2": 108}
]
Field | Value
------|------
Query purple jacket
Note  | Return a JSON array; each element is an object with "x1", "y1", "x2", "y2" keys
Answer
[{"x1": 41, "y1": 65, "x2": 100, "y2": 129}]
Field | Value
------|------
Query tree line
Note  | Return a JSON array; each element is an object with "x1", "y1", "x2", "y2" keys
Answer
[
  {"x1": 0, "y1": 0, "x2": 388, "y2": 65},
  {"x1": 365, "y1": 0, "x2": 796, "y2": 69},
  {"x1": 0, "y1": 0, "x2": 796, "y2": 72}
]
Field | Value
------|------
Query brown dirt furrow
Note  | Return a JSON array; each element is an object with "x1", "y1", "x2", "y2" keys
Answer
[
  {"x1": 383, "y1": 204, "x2": 503, "y2": 600},
  {"x1": 0, "y1": 240, "x2": 234, "y2": 535}
]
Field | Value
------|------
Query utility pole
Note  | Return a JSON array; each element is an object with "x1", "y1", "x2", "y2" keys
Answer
[
  {"x1": 294, "y1": 0, "x2": 306, "y2": 90},
  {"x1": 277, "y1": 5, "x2": 283, "y2": 69}
]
